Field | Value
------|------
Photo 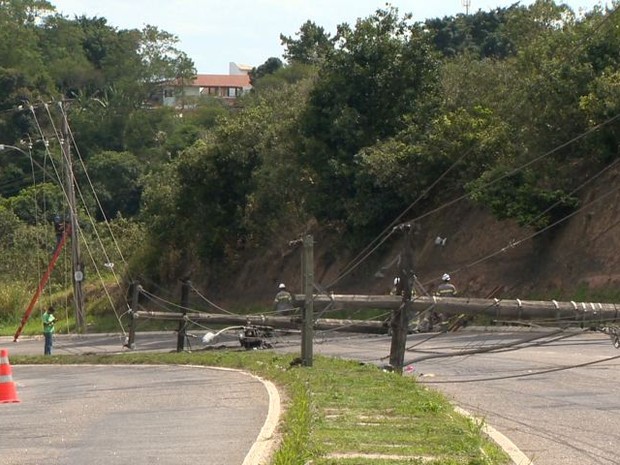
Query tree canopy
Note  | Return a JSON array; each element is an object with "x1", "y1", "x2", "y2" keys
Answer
[{"x1": 0, "y1": 0, "x2": 618, "y2": 289}]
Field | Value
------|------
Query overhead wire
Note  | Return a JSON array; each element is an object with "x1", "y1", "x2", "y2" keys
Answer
[
  {"x1": 438, "y1": 178, "x2": 620, "y2": 285},
  {"x1": 406, "y1": 328, "x2": 582, "y2": 364},
  {"x1": 188, "y1": 282, "x2": 237, "y2": 315},
  {"x1": 304, "y1": 5, "x2": 620, "y2": 357},
  {"x1": 417, "y1": 352, "x2": 620, "y2": 384},
  {"x1": 24, "y1": 104, "x2": 78, "y2": 332},
  {"x1": 52, "y1": 103, "x2": 129, "y2": 333},
  {"x1": 326, "y1": 3, "x2": 620, "y2": 292},
  {"x1": 139, "y1": 287, "x2": 198, "y2": 313},
  {"x1": 57, "y1": 102, "x2": 129, "y2": 268},
  {"x1": 29, "y1": 103, "x2": 127, "y2": 335},
  {"x1": 326, "y1": 147, "x2": 475, "y2": 290},
  {"x1": 22, "y1": 142, "x2": 50, "y2": 327},
  {"x1": 308, "y1": 111, "x2": 620, "y2": 353},
  {"x1": 404, "y1": 112, "x2": 620, "y2": 231}
]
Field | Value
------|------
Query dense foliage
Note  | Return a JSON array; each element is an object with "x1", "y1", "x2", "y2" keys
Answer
[{"x1": 0, "y1": 0, "x2": 618, "y2": 295}]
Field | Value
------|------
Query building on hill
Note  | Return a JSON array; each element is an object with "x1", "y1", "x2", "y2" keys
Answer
[
  {"x1": 157, "y1": 63, "x2": 252, "y2": 109},
  {"x1": 229, "y1": 62, "x2": 253, "y2": 75}
]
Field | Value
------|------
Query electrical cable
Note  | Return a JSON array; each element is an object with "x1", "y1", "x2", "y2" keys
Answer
[
  {"x1": 188, "y1": 282, "x2": 237, "y2": 315},
  {"x1": 417, "y1": 352, "x2": 620, "y2": 384},
  {"x1": 327, "y1": 147, "x2": 475, "y2": 289},
  {"x1": 57, "y1": 102, "x2": 129, "y2": 268},
  {"x1": 139, "y1": 288, "x2": 194, "y2": 313},
  {"x1": 434, "y1": 180, "x2": 620, "y2": 287},
  {"x1": 30, "y1": 104, "x2": 127, "y2": 335},
  {"x1": 407, "y1": 328, "x2": 580, "y2": 364},
  {"x1": 325, "y1": 0, "x2": 620, "y2": 288}
]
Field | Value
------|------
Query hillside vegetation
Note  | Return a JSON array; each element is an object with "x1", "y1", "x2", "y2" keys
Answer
[{"x1": 0, "y1": 0, "x2": 618, "y2": 323}]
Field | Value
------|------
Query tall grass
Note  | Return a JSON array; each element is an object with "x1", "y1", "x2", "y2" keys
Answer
[{"x1": 0, "y1": 281, "x2": 31, "y2": 324}]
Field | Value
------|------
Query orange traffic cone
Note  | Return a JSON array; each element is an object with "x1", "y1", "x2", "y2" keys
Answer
[{"x1": 0, "y1": 348, "x2": 20, "y2": 403}]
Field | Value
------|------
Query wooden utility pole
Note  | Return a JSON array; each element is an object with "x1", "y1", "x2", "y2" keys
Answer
[
  {"x1": 389, "y1": 225, "x2": 414, "y2": 373},
  {"x1": 177, "y1": 279, "x2": 191, "y2": 352},
  {"x1": 302, "y1": 234, "x2": 314, "y2": 367},
  {"x1": 61, "y1": 103, "x2": 85, "y2": 333},
  {"x1": 126, "y1": 281, "x2": 140, "y2": 349},
  {"x1": 292, "y1": 294, "x2": 620, "y2": 321}
]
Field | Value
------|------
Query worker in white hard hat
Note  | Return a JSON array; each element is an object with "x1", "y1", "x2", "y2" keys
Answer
[
  {"x1": 390, "y1": 277, "x2": 403, "y2": 296},
  {"x1": 436, "y1": 273, "x2": 457, "y2": 297},
  {"x1": 413, "y1": 274, "x2": 457, "y2": 333},
  {"x1": 273, "y1": 283, "x2": 294, "y2": 314}
]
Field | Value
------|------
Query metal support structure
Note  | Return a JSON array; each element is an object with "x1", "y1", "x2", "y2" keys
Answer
[
  {"x1": 177, "y1": 279, "x2": 191, "y2": 352},
  {"x1": 302, "y1": 234, "x2": 314, "y2": 367},
  {"x1": 61, "y1": 104, "x2": 85, "y2": 333},
  {"x1": 13, "y1": 227, "x2": 71, "y2": 342},
  {"x1": 389, "y1": 225, "x2": 414, "y2": 373}
]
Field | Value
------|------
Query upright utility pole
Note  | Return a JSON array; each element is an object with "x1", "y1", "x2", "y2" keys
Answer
[
  {"x1": 177, "y1": 279, "x2": 191, "y2": 352},
  {"x1": 389, "y1": 224, "x2": 414, "y2": 373},
  {"x1": 126, "y1": 281, "x2": 141, "y2": 349},
  {"x1": 302, "y1": 234, "x2": 314, "y2": 367},
  {"x1": 61, "y1": 102, "x2": 86, "y2": 333}
]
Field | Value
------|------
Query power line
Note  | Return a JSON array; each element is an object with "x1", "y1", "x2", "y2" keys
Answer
[
  {"x1": 417, "y1": 352, "x2": 620, "y2": 384},
  {"x1": 323, "y1": 3, "x2": 620, "y2": 290}
]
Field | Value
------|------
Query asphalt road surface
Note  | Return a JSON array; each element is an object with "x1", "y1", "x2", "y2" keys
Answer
[
  {"x1": 5, "y1": 328, "x2": 620, "y2": 465},
  {"x1": 302, "y1": 328, "x2": 620, "y2": 465},
  {"x1": 1, "y1": 336, "x2": 275, "y2": 465}
]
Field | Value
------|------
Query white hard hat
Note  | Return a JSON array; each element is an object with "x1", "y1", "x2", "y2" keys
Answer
[
  {"x1": 393, "y1": 277, "x2": 400, "y2": 286},
  {"x1": 278, "y1": 283, "x2": 286, "y2": 289},
  {"x1": 442, "y1": 273, "x2": 450, "y2": 281}
]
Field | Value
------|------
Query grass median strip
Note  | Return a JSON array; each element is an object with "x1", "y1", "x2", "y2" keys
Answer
[{"x1": 13, "y1": 351, "x2": 511, "y2": 465}]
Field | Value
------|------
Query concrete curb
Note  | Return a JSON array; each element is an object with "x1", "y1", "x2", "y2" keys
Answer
[
  {"x1": 242, "y1": 376, "x2": 281, "y2": 465},
  {"x1": 454, "y1": 406, "x2": 533, "y2": 465}
]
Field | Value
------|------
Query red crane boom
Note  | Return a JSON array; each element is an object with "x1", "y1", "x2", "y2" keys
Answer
[{"x1": 13, "y1": 225, "x2": 71, "y2": 342}]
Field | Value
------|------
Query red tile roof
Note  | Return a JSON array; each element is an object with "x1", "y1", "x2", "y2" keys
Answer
[{"x1": 192, "y1": 74, "x2": 251, "y2": 88}]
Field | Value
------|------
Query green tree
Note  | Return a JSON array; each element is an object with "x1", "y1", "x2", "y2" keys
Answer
[
  {"x1": 249, "y1": 57, "x2": 284, "y2": 87},
  {"x1": 0, "y1": 205, "x2": 22, "y2": 249},
  {"x1": 352, "y1": 107, "x2": 514, "y2": 230},
  {"x1": 422, "y1": 5, "x2": 521, "y2": 59},
  {"x1": 84, "y1": 150, "x2": 142, "y2": 220},
  {"x1": 0, "y1": 0, "x2": 52, "y2": 76},
  {"x1": 300, "y1": 6, "x2": 440, "y2": 221},
  {"x1": 280, "y1": 20, "x2": 333, "y2": 65},
  {"x1": 2, "y1": 182, "x2": 64, "y2": 225},
  {"x1": 37, "y1": 15, "x2": 97, "y2": 95},
  {"x1": 467, "y1": 167, "x2": 579, "y2": 229}
]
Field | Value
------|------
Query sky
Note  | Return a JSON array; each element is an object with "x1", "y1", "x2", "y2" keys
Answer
[{"x1": 49, "y1": 0, "x2": 610, "y2": 74}]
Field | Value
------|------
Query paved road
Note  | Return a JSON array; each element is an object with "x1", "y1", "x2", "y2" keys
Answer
[
  {"x1": 6, "y1": 329, "x2": 620, "y2": 465},
  {"x1": 1, "y1": 336, "x2": 277, "y2": 465},
  {"x1": 302, "y1": 329, "x2": 620, "y2": 465}
]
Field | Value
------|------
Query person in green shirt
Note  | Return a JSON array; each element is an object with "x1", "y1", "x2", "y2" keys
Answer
[{"x1": 42, "y1": 306, "x2": 56, "y2": 355}]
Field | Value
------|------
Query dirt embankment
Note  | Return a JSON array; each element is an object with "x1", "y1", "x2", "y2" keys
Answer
[{"x1": 219, "y1": 166, "x2": 620, "y2": 307}]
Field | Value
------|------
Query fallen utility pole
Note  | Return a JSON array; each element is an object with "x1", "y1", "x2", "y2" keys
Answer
[
  {"x1": 134, "y1": 296, "x2": 620, "y2": 336},
  {"x1": 292, "y1": 294, "x2": 620, "y2": 322},
  {"x1": 132, "y1": 310, "x2": 387, "y2": 333}
]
